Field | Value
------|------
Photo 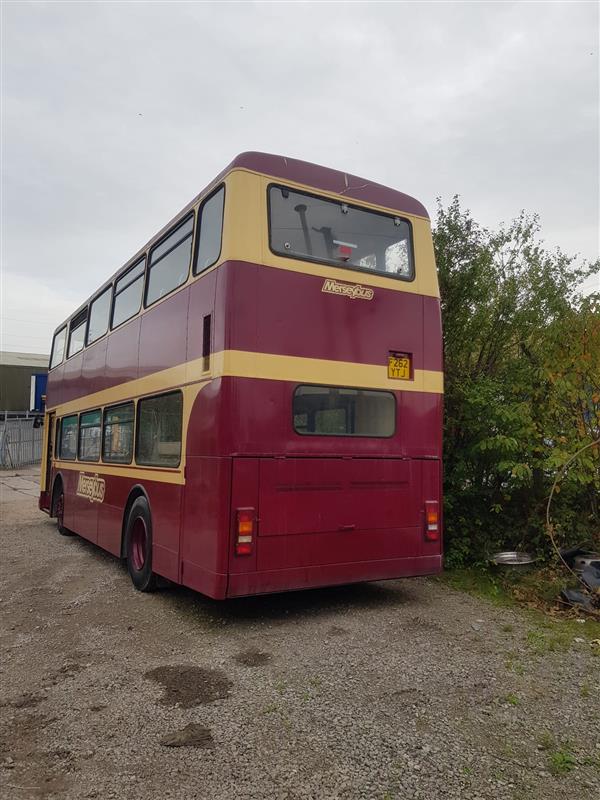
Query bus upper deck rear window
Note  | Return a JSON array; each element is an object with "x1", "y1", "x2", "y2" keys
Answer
[
  {"x1": 293, "y1": 385, "x2": 395, "y2": 437},
  {"x1": 269, "y1": 186, "x2": 413, "y2": 280}
]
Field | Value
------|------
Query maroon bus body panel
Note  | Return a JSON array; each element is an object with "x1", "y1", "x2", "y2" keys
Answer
[
  {"x1": 81, "y1": 337, "x2": 110, "y2": 395},
  {"x1": 61, "y1": 351, "x2": 84, "y2": 406},
  {"x1": 227, "y1": 555, "x2": 440, "y2": 598},
  {"x1": 225, "y1": 260, "x2": 427, "y2": 370},
  {"x1": 181, "y1": 456, "x2": 232, "y2": 598},
  {"x1": 139, "y1": 289, "x2": 189, "y2": 378},
  {"x1": 105, "y1": 318, "x2": 141, "y2": 388},
  {"x1": 71, "y1": 483, "x2": 99, "y2": 544},
  {"x1": 257, "y1": 458, "x2": 418, "y2": 536}
]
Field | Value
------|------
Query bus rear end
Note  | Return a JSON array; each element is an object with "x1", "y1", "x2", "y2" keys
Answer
[{"x1": 216, "y1": 160, "x2": 443, "y2": 597}]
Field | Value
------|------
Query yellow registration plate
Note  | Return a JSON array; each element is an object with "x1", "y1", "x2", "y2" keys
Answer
[{"x1": 388, "y1": 354, "x2": 411, "y2": 380}]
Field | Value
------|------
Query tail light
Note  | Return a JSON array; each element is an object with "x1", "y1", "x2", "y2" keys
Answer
[
  {"x1": 235, "y1": 508, "x2": 255, "y2": 556},
  {"x1": 424, "y1": 501, "x2": 439, "y2": 541}
]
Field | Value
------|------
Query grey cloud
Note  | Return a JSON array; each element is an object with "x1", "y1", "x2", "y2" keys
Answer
[{"x1": 2, "y1": 1, "x2": 598, "y2": 353}]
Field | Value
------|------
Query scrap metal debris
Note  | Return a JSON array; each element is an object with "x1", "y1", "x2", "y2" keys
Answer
[{"x1": 559, "y1": 546, "x2": 600, "y2": 613}]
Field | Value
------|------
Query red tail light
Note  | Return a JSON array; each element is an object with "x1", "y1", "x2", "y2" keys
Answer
[
  {"x1": 235, "y1": 508, "x2": 255, "y2": 556},
  {"x1": 424, "y1": 501, "x2": 439, "y2": 541}
]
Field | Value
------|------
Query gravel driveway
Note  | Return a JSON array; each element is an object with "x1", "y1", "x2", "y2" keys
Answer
[{"x1": 1, "y1": 468, "x2": 598, "y2": 800}]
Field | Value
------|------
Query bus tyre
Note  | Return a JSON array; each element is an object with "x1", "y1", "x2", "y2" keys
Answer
[
  {"x1": 53, "y1": 481, "x2": 72, "y2": 536},
  {"x1": 125, "y1": 497, "x2": 157, "y2": 592}
]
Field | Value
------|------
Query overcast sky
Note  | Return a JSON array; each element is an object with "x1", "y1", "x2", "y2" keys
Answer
[{"x1": 2, "y1": 0, "x2": 599, "y2": 356}]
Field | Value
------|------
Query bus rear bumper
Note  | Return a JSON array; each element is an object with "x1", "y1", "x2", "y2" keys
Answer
[{"x1": 226, "y1": 554, "x2": 442, "y2": 598}]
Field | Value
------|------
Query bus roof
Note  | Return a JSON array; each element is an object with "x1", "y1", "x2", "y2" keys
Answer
[
  {"x1": 222, "y1": 152, "x2": 429, "y2": 220},
  {"x1": 53, "y1": 152, "x2": 428, "y2": 335}
]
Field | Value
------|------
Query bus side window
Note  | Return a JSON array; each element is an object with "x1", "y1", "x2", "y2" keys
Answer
[
  {"x1": 103, "y1": 403, "x2": 135, "y2": 463},
  {"x1": 136, "y1": 392, "x2": 183, "y2": 467},
  {"x1": 146, "y1": 215, "x2": 194, "y2": 307},
  {"x1": 50, "y1": 326, "x2": 67, "y2": 369},
  {"x1": 59, "y1": 415, "x2": 79, "y2": 460},
  {"x1": 67, "y1": 309, "x2": 88, "y2": 358},
  {"x1": 78, "y1": 410, "x2": 102, "y2": 461},
  {"x1": 112, "y1": 259, "x2": 145, "y2": 329},
  {"x1": 87, "y1": 287, "x2": 111, "y2": 345},
  {"x1": 194, "y1": 186, "x2": 225, "y2": 274}
]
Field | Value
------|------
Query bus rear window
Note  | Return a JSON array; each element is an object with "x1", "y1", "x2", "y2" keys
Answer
[
  {"x1": 293, "y1": 385, "x2": 395, "y2": 437},
  {"x1": 269, "y1": 186, "x2": 413, "y2": 279}
]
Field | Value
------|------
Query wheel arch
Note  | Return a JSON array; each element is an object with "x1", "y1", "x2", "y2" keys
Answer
[
  {"x1": 120, "y1": 484, "x2": 151, "y2": 559},
  {"x1": 50, "y1": 472, "x2": 65, "y2": 517}
]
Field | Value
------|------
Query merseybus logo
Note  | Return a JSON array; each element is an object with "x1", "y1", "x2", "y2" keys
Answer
[
  {"x1": 76, "y1": 473, "x2": 105, "y2": 504},
  {"x1": 321, "y1": 279, "x2": 374, "y2": 301}
]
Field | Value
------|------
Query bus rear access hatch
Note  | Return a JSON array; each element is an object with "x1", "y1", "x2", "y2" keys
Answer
[{"x1": 227, "y1": 457, "x2": 442, "y2": 597}]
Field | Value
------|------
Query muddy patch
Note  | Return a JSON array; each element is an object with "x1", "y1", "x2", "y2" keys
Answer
[
  {"x1": 327, "y1": 625, "x2": 348, "y2": 636},
  {"x1": 406, "y1": 616, "x2": 443, "y2": 633},
  {"x1": 145, "y1": 665, "x2": 232, "y2": 708},
  {"x1": 233, "y1": 648, "x2": 272, "y2": 667},
  {"x1": 42, "y1": 661, "x2": 86, "y2": 689},
  {"x1": 159, "y1": 723, "x2": 215, "y2": 748},
  {"x1": 2, "y1": 692, "x2": 45, "y2": 710}
]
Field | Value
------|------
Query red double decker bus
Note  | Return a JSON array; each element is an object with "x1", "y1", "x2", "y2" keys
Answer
[{"x1": 39, "y1": 153, "x2": 443, "y2": 598}]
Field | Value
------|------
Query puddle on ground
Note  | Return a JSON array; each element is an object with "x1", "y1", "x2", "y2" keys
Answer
[
  {"x1": 44, "y1": 661, "x2": 86, "y2": 688},
  {"x1": 327, "y1": 626, "x2": 348, "y2": 636},
  {"x1": 233, "y1": 648, "x2": 272, "y2": 667},
  {"x1": 406, "y1": 616, "x2": 443, "y2": 633},
  {"x1": 160, "y1": 723, "x2": 215, "y2": 748},
  {"x1": 9, "y1": 692, "x2": 45, "y2": 710},
  {"x1": 145, "y1": 665, "x2": 232, "y2": 708}
]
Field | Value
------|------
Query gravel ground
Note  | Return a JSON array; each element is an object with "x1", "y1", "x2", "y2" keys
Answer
[{"x1": 1, "y1": 467, "x2": 598, "y2": 800}]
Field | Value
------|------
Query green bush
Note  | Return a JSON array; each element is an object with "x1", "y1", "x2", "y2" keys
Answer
[{"x1": 434, "y1": 198, "x2": 599, "y2": 566}]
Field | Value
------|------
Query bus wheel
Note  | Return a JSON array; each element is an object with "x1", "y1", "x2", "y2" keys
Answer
[
  {"x1": 53, "y1": 481, "x2": 72, "y2": 536},
  {"x1": 125, "y1": 497, "x2": 157, "y2": 592}
]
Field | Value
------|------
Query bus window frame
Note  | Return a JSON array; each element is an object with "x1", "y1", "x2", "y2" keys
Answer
[
  {"x1": 78, "y1": 408, "x2": 102, "y2": 462},
  {"x1": 102, "y1": 401, "x2": 135, "y2": 465},
  {"x1": 193, "y1": 184, "x2": 226, "y2": 276},
  {"x1": 110, "y1": 257, "x2": 147, "y2": 332},
  {"x1": 86, "y1": 285, "x2": 113, "y2": 347},
  {"x1": 144, "y1": 212, "x2": 195, "y2": 309},
  {"x1": 49, "y1": 326, "x2": 67, "y2": 370},
  {"x1": 67, "y1": 308, "x2": 89, "y2": 360},
  {"x1": 58, "y1": 414, "x2": 79, "y2": 460},
  {"x1": 135, "y1": 390, "x2": 183, "y2": 468},
  {"x1": 267, "y1": 183, "x2": 416, "y2": 283},
  {"x1": 292, "y1": 383, "x2": 397, "y2": 439}
]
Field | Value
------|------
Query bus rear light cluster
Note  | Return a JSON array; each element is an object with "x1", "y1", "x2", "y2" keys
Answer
[
  {"x1": 424, "y1": 501, "x2": 439, "y2": 541},
  {"x1": 235, "y1": 508, "x2": 255, "y2": 556}
]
